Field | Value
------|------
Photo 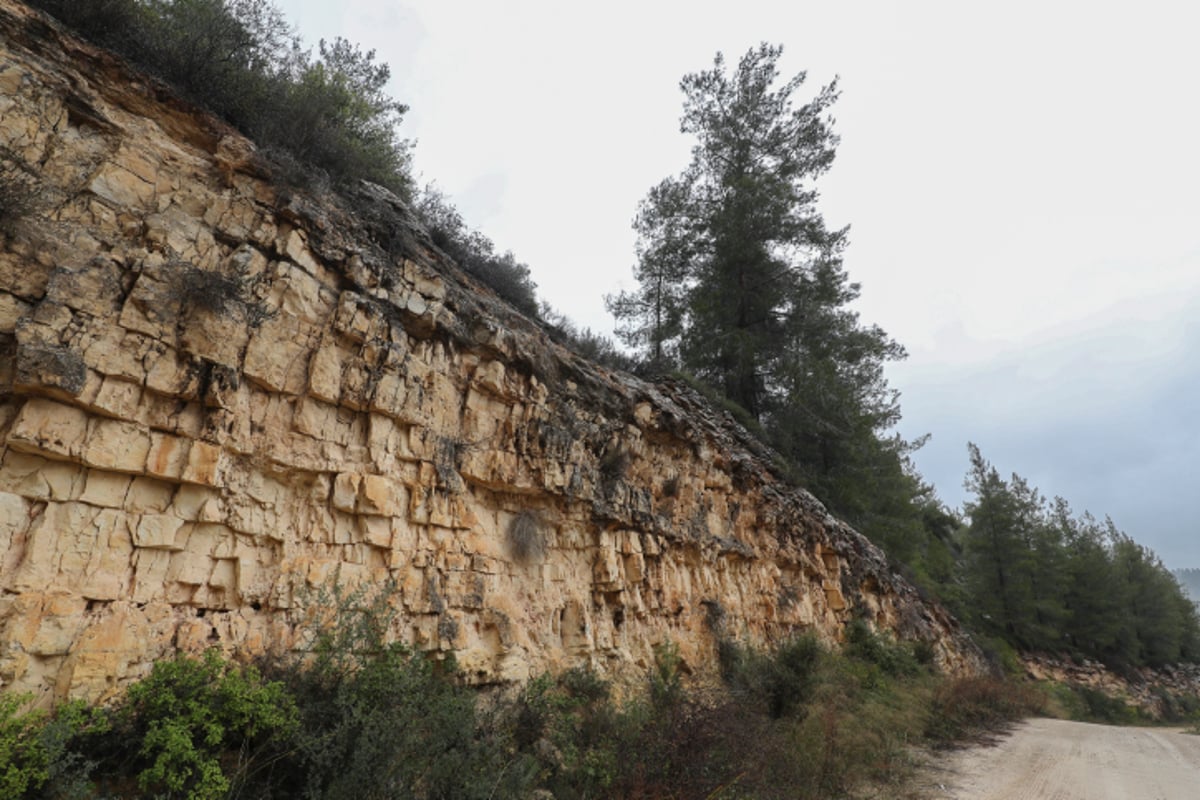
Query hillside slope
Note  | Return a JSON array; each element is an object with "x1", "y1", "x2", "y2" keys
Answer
[{"x1": 0, "y1": 0, "x2": 981, "y2": 703}]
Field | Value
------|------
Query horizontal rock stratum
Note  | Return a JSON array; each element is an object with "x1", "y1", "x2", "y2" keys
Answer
[{"x1": 0, "y1": 0, "x2": 981, "y2": 703}]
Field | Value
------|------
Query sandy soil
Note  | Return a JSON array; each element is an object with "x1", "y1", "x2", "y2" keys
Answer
[{"x1": 916, "y1": 718, "x2": 1200, "y2": 800}]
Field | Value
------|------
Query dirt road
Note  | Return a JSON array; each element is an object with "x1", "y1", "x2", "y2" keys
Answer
[{"x1": 921, "y1": 718, "x2": 1200, "y2": 800}]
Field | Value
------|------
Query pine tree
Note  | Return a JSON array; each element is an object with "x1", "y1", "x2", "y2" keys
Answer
[{"x1": 612, "y1": 44, "x2": 914, "y2": 541}]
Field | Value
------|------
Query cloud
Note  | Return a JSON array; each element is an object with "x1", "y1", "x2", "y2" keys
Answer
[{"x1": 895, "y1": 296, "x2": 1200, "y2": 567}]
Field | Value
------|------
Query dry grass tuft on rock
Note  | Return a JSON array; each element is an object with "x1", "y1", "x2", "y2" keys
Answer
[
  {"x1": 508, "y1": 509, "x2": 547, "y2": 563},
  {"x1": 0, "y1": 153, "x2": 41, "y2": 235}
]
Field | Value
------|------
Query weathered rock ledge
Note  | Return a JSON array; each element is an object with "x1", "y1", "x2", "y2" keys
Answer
[{"x1": 0, "y1": 0, "x2": 982, "y2": 704}]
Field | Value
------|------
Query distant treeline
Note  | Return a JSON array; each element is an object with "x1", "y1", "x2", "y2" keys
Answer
[{"x1": 955, "y1": 444, "x2": 1200, "y2": 670}]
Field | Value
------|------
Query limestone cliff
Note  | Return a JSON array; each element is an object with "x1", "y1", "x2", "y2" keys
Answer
[{"x1": 0, "y1": 0, "x2": 981, "y2": 704}]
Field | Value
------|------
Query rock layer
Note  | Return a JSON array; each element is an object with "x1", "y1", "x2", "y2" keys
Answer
[{"x1": 0, "y1": 0, "x2": 981, "y2": 704}]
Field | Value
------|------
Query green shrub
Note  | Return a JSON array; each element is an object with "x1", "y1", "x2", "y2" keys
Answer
[
  {"x1": 0, "y1": 694, "x2": 52, "y2": 798},
  {"x1": 416, "y1": 186, "x2": 540, "y2": 317},
  {"x1": 27, "y1": 0, "x2": 413, "y2": 196},
  {"x1": 116, "y1": 649, "x2": 297, "y2": 799},
  {"x1": 261, "y1": 580, "x2": 535, "y2": 799},
  {"x1": 720, "y1": 634, "x2": 823, "y2": 719},
  {"x1": 844, "y1": 618, "x2": 923, "y2": 677}
]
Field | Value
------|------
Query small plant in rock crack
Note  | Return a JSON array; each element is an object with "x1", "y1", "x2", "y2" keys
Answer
[
  {"x1": 598, "y1": 445, "x2": 631, "y2": 492},
  {"x1": 165, "y1": 260, "x2": 272, "y2": 325},
  {"x1": 508, "y1": 509, "x2": 547, "y2": 563},
  {"x1": 0, "y1": 153, "x2": 42, "y2": 235},
  {"x1": 433, "y1": 435, "x2": 472, "y2": 492}
]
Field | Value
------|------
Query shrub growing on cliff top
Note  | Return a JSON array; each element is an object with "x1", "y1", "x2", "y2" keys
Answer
[{"x1": 27, "y1": 0, "x2": 413, "y2": 197}]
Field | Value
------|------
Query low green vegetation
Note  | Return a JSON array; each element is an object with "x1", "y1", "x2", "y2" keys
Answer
[{"x1": 2, "y1": 616, "x2": 1045, "y2": 800}]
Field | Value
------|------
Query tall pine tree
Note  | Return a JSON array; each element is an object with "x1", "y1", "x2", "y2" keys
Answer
[{"x1": 609, "y1": 44, "x2": 914, "y2": 540}]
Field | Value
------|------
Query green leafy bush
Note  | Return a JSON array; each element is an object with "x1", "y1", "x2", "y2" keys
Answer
[
  {"x1": 844, "y1": 618, "x2": 924, "y2": 678},
  {"x1": 117, "y1": 649, "x2": 297, "y2": 799},
  {"x1": 0, "y1": 694, "x2": 103, "y2": 799},
  {"x1": 719, "y1": 634, "x2": 823, "y2": 718},
  {"x1": 257, "y1": 580, "x2": 535, "y2": 799}
]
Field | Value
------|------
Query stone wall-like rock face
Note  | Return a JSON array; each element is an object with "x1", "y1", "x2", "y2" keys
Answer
[{"x1": 0, "y1": 0, "x2": 982, "y2": 704}]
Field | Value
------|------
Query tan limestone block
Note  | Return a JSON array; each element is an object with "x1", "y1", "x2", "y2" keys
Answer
[
  {"x1": 243, "y1": 315, "x2": 312, "y2": 394},
  {"x1": 26, "y1": 594, "x2": 88, "y2": 657},
  {"x1": 271, "y1": 257, "x2": 333, "y2": 324},
  {"x1": 234, "y1": 558, "x2": 265, "y2": 602},
  {"x1": 0, "y1": 490, "x2": 31, "y2": 554},
  {"x1": 144, "y1": 432, "x2": 188, "y2": 480},
  {"x1": 280, "y1": 228, "x2": 321, "y2": 275},
  {"x1": 79, "y1": 470, "x2": 132, "y2": 508},
  {"x1": 144, "y1": 346, "x2": 202, "y2": 398},
  {"x1": 169, "y1": 484, "x2": 223, "y2": 521},
  {"x1": 593, "y1": 546, "x2": 622, "y2": 589},
  {"x1": 83, "y1": 417, "x2": 152, "y2": 473},
  {"x1": 8, "y1": 397, "x2": 90, "y2": 461},
  {"x1": 0, "y1": 291, "x2": 31, "y2": 332},
  {"x1": 181, "y1": 523, "x2": 235, "y2": 560},
  {"x1": 117, "y1": 269, "x2": 174, "y2": 347},
  {"x1": 131, "y1": 549, "x2": 171, "y2": 603},
  {"x1": 90, "y1": 377, "x2": 142, "y2": 419},
  {"x1": 359, "y1": 474, "x2": 406, "y2": 517},
  {"x1": 74, "y1": 508, "x2": 134, "y2": 602},
  {"x1": 0, "y1": 452, "x2": 85, "y2": 501},
  {"x1": 44, "y1": 259, "x2": 125, "y2": 318},
  {"x1": 307, "y1": 339, "x2": 343, "y2": 402},
  {"x1": 89, "y1": 162, "x2": 155, "y2": 208},
  {"x1": 369, "y1": 371, "x2": 411, "y2": 419},
  {"x1": 180, "y1": 307, "x2": 250, "y2": 369},
  {"x1": 182, "y1": 440, "x2": 223, "y2": 486},
  {"x1": 209, "y1": 559, "x2": 236, "y2": 591},
  {"x1": 623, "y1": 553, "x2": 646, "y2": 584},
  {"x1": 410, "y1": 269, "x2": 447, "y2": 302},
  {"x1": 126, "y1": 477, "x2": 174, "y2": 514},
  {"x1": 472, "y1": 361, "x2": 508, "y2": 397},
  {"x1": 822, "y1": 580, "x2": 847, "y2": 612},
  {"x1": 359, "y1": 516, "x2": 392, "y2": 548},
  {"x1": 168, "y1": 550, "x2": 214, "y2": 585},
  {"x1": 331, "y1": 472, "x2": 360, "y2": 514},
  {"x1": 175, "y1": 618, "x2": 214, "y2": 653},
  {"x1": 134, "y1": 513, "x2": 186, "y2": 549}
]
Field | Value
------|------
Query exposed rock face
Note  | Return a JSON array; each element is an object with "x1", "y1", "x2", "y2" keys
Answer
[
  {"x1": 1023, "y1": 655, "x2": 1200, "y2": 719},
  {"x1": 0, "y1": 0, "x2": 982, "y2": 704}
]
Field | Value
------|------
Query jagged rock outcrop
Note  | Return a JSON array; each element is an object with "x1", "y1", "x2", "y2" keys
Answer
[{"x1": 0, "y1": 0, "x2": 983, "y2": 704}]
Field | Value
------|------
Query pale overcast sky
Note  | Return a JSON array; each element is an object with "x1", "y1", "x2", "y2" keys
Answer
[{"x1": 272, "y1": 0, "x2": 1200, "y2": 568}]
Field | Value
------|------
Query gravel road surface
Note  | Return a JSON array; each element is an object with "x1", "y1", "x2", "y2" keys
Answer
[{"x1": 921, "y1": 717, "x2": 1200, "y2": 800}]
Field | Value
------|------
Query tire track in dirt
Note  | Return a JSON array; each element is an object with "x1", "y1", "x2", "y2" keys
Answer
[{"x1": 920, "y1": 718, "x2": 1200, "y2": 800}]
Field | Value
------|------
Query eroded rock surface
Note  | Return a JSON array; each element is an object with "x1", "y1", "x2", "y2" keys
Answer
[{"x1": 0, "y1": 0, "x2": 982, "y2": 703}]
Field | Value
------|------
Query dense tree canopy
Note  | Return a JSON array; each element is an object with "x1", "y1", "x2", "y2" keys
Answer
[{"x1": 962, "y1": 444, "x2": 1200, "y2": 668}]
